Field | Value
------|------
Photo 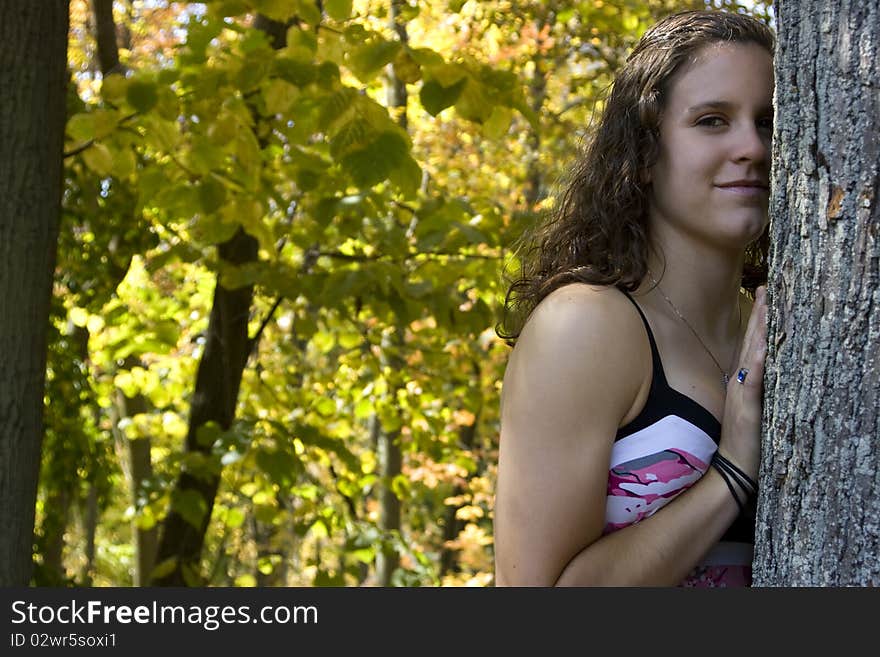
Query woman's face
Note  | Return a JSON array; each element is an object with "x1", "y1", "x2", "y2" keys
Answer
[{"x1": 647, "y1": 42, "x2": 774, "y2": 253}]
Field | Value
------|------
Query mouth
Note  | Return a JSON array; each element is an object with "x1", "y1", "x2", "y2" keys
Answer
[{"x1": 715, "y1": 181, "x2": 769, "y2": 196}]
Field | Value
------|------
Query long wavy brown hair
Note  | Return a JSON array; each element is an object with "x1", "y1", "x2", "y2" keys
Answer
[{"x1": 497, "y1": 10, "x2": 775, "y2": 345}]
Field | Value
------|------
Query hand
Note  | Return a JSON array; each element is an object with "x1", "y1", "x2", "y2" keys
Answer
[{"x1": 718, "y1": 285, "x2": 768, "y2": 481}]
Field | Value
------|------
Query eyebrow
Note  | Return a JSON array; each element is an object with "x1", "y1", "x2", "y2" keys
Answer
[{"x1": 686, "y1": 100, "x2": 773, "y2": 115}]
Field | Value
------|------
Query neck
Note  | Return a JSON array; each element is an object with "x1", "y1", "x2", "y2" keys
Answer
[{"x1": 643, "y1": 236, "x2": 744, "y2": 341}]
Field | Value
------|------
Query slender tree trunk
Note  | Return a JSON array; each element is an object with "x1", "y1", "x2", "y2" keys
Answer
[
  {"x1": 373, "y1": 0, "x2": 411, "y2": 587},
  {"x1": 152, "y1": 14, "x2": 289, "y2": 586},
  {"x1": 91, "y1": 0, "x2": 123, "y2": 75},
  {"x1": 41, "y1": 487, "x2": 72, "y2": 583},
  {"x1": 153, "y1": 228, "x2": 259, "y2": 586},
  {"x1": 81, "y1": 484, "x2": 98, "y2": 584},
  {"x1": 0, "y1": 0, "x2": 69, "y2": 587},
  {"x1": 754, "y1": 0, "x2": 880, "y2": 585},
  {"x1": 113, "y1": 384, "x2": 158, "y2": 586},
  {"x1": 524, "y1": 9, "x2": 552, "y2": 209},
  {"x1": 440, "y1": 418, "x2": 478, "y2": 577}
]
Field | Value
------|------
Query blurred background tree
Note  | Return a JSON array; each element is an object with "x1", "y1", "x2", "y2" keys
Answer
[{"x1": 15, "y1": 0, "x2": 773, "y2": 587}]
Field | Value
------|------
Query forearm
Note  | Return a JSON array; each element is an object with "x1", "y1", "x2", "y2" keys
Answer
[{"x1": 554, "y1": 467, "x2": 741, "y2": 586}]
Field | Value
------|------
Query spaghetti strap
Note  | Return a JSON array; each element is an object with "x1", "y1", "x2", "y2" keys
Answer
[{"x1": 618, "y1": 289, "x2": 667, "y2": 387}]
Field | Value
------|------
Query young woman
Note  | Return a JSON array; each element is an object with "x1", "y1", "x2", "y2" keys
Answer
[{"x1": 493, "y1": 10, "x2": 773, "y2": 587}]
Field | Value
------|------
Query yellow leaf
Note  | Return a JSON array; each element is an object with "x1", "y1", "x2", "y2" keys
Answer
[
  {"x1": 69, "y1": 307, "x2": 89, "y2": 327},
  {"x1": 263, "y1": 78, "x2": 300, "y2": 115},
  {"x1": 81, "y1": 142, "x2": 114, "y2": 176},
  {"x1": 234, "y1": 574, "x2": 257, "y2": 587}
]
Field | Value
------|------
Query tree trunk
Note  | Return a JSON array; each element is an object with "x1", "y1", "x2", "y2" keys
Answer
[
  {"x1": 0, "y1": 0, "x2": 69, "y2": 587},
  {"x1": 112, "y1": 383, "x2": 158, "y2": 586},
  {"x1": 41, "y1": 487, "x2": 72, "y2": 583},
  {"x1": 753, "y1": 0, "x2": 880, "y2": 586},
  {"x1": 152, "y1": 227, "x2": 259, "y2": 586},
  {"x1": 373, "y1": 0, "x2": 410, "y2": 587},
  {"x1": 524, "y1": 8, "x2": 552, "y2": 209},
  {"x1": 81, "y1": 483, "x2": 98, "y2": 585},
  {"x1": 152, "y1": 14, "x2": 289, "y2": 586},
  {"x1": 439, "y1": 418, "x2": 477, "y2": 577},
  {"x1": 91, "y1": 0, "x2": 123, "y2": 75}
]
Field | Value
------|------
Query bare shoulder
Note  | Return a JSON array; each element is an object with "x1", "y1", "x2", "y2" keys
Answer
[
  {"x1": 525, "y1": 282, "x2": 643, "y2": 331},
  {"x1": 515, "y1": 283, "x2": 648, "y2": 373},
  {"x1": 502, "y1": 283, "x2": 649, "y2": 431}
]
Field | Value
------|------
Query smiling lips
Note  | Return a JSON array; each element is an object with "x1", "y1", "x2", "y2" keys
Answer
[{"x1": 715, "y1": 180, "x2": 769, "y2": 197}]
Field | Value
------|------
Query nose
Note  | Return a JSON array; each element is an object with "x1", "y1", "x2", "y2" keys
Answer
[{"x1": 732, "y1": 121, "x2": 770, "y2": 164}]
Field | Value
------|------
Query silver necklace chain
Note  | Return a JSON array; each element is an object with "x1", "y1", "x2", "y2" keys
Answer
[{"x1": 648, "y1": 272, "x2": 741, "y2": 389}]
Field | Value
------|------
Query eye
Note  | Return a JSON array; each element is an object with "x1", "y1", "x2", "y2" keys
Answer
[
  {"x1": 757, "y1": 116, "x2": 774, "y2": 131},
  {"x1": 696, "y1": 115, "x2": 726, "y2": 128}
]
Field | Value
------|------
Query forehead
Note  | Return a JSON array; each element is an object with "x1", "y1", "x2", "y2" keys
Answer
[{"x1": 664, "y1": 43, "x2": 774, "y2": 110}]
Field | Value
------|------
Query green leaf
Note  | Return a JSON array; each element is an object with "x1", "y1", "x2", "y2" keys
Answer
[
  {"x1": 340, "y1": 130, "x2": 409, "y2": 188},
  {"x1": 198, "y1": 177, "x2": 227, "y2": 214},
  {"x1": 150, "y1": 557, "x2": 178, "y2": 582},
  {"x1": 388, "y1": 155, "x2": 421, "y2": 199},
  {"x1": 188, "y1": 138, "x2": 226, "y2": 173},
  {"x1": 112, "y1": 146, "x2": 137, "y2": 179},
  {"x1": 172, "y1": 489, "x2": 208, "y2": 530},
  {"x1": 256, "y1": 448, "x2": 301, "y2": 487},
  {"x1": 225, "y1": 507, "x2": 246, "y2": 529},
  {"x1": 263, "y1": 78, "x2": 300, "y2": 114},
  {"x1": 318, "y1": 88, "x2": 358, "y2": 132},
  {"x1": 482, "y1": 105, "x2": 513, "y2": 139},
  {"x1": 126, "y1": 78, "x2": 159, "y2": 113},
  {"x1": 348, "y1": 37, "x2": 401, "y2": 83},
  {"x1": 392, "y1": 48, "x2": 421, "y2": 84},
  {"x1": 100, "y1": 74, "x2": 128, "y2": 103},
  {"x1": 419, "y1": 77, "x2": 466, "y2": 116},
  {"x1": 274, "y1": 57, "x2": 318, "y2": 87},
  {"x1": 407, "y1": 47, "x2": 444, "y2": 68},
  {"x1": 329, "y1": 117, "x2": 372, "y2": 160},
  {"x1": 196, "y1": 422, "x2": 223, "y2": 448},
  {"x1": 285, "y1": 24, "x2": 317, "y2": 61},
  {"x1": 455, "y1": 78, "x2": 493, "y2": 123},
  {"x1": 354, "y1": 398, "x2": 373, "y2": 420},
  {"x1": 253, "y1": 0, "x2": 298, "y2": 22},
  {"x1": 295, "y1": 0, "x2": 322, "y2": 25},
  {"x1": 315, "y1": 396, "x2": 336, "y2": 417},
  {"x1": 311, "y1": 330, "x2": 336, "y2": 353},
  {"x1": 67, "y1": 113, "x2": 96, "y2": 142},
  {"x1": 324, "y1": 0, "x2": 352, "y2": 21},
  {"x1": 81, "y1": 142, "x2": 114, "y2": 176}
]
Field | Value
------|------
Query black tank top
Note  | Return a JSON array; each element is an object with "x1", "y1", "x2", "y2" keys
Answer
[{"x1": 607, "y1": 290, "x2": 753, "y2": 545}]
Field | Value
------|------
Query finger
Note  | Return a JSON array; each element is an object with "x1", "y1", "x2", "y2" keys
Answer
[
  {"x1": 738, "y1": 288, "x2": 765, "y2": 365},
  {"x1": 737, "y1": 291, "x2": 768, "y2": 390}
]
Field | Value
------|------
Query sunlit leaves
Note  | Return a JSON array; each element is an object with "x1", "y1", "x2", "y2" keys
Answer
[
  {"x1": 419, "y1": 77, "x2": 467, "y2": 116},
  {"x1": 347, "y1": 33, "x2": 401, "y2": 83},
  {"x1": 126, "y1": 78, "x2": 159, "y2": 113},
  {"x1": 49, "y1": 0, "x2": 781, "y2": 588},
  {"x1": 325, "y1": 0, "x2": 353, "y2": 22}
]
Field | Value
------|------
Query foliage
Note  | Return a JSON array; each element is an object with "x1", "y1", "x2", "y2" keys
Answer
[{"x1": 39, "y1": 0, "x2": 772, "y2": 586}]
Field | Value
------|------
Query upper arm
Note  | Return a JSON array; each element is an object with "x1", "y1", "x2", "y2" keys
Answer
[{"x1": 493, "y1": 285, "x2": 648, "y2": 586}]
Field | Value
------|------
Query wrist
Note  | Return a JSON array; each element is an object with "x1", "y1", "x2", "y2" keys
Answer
[{"x1": 710, "y1": 451, "x2": 758, "y2": 518}]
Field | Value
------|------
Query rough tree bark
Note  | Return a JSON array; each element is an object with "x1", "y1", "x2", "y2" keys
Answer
[
  {"x1": 753, "y1": 0, "x2": 880, "y2": 585},
  {"x1": 0, "y1": 0, "x2": 70, "y2": 587}
]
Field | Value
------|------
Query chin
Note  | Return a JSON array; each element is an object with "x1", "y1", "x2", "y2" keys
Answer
[{"x1": 723, "y1": 213, "x2": 768, "y2": 246}]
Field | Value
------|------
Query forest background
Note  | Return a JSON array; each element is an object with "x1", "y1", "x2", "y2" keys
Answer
[{"x1": 35, "y1": 0, "x2": 772, "y2": 587}]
